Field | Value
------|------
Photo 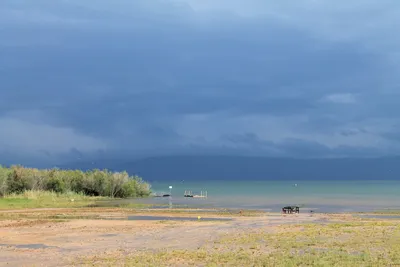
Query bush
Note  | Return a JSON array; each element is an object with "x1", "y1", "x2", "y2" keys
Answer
[
  {"x1": 7, "y1": 166, "x2": 30, "y2": 194},
  {"x1": 67, "y1": 170, "x2": 85, "y2": 193},
  {"x1": 0, "y1": 166, "x2": 10, "y2": 197},
  {"x1": 107, "y1": 171, "x2": 129, "y2": 198},
  {"x1": 0, "y1": 165, "x2": 151, "y2": 198},
  {"x1": 46, "y1": 177, "x2": 66, "y2": 193}
]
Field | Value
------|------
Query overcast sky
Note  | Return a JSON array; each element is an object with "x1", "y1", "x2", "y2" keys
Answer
[{"x1": 1, "y1": 0, "x2": 400, "y2": 165}]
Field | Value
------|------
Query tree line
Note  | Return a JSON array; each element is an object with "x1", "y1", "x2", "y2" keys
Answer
[{"x1": 0, "y1": 165, "x2": 151, "y2": 198}]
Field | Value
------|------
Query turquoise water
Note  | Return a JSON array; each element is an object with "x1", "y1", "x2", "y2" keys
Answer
[{"x1": 136, "y1": 180, "x2": 400, "y2": 212}]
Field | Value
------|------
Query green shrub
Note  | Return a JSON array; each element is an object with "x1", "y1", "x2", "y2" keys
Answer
[
  {"x1": 7, "y1": 166, "x2": 30, "y2": 194},
  {"x1": 0, "y1": 165, "x2": 151, "y2": 198},
  {"x1": 46, "y1": 177, "x2": 66, "y2": 193},
  {"x1": 119, "y1": 179, "x2": 136, "y2": 198},
  {"x1": 107, "y1": 171, "x2": 129, "y2": 198},
  {"x1": 0, "y1": 166, "x2": 10, "y2": 197},
  {"x1": 68, "y1": 170, "x2": 85, "y2": 193}
]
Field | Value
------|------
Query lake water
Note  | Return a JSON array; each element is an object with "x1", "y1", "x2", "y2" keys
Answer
[{"x1": 131, "y1": 180, "x2": 400, "y2": 213}]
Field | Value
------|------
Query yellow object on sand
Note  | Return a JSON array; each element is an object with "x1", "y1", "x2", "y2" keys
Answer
[{"x1": 198, "y1": 216, "x2": 201, "y2": 220}]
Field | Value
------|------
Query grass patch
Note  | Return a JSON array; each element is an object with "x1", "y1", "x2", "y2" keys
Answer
[
  {"x1": 80, "y1": 220, "x2": 400, "y2": 266},
  {"x1": 0, "y1": 190, "x2": 107, "y2": 209},
  {"x1": 357, "y1": 209, "x2": 400, "y2": 215}
]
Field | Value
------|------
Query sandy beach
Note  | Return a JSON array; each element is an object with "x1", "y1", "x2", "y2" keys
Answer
[{"x1": 1, "y1": 207, "x2": 395, "y2": 266}]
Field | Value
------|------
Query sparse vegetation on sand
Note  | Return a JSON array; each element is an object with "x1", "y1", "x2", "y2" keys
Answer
[
  {"x1": 0, "y1": 165, "x2": 151, "y2": 202},
  {"x1": 359, "y1": 209, "x2": 400, "y2": 215},
  {"x1": 82, "y1": 220, "x2": 400, "y2": 266}
]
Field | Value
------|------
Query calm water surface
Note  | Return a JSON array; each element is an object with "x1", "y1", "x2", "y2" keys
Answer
[{"x1": 135, "y1": 180, "x2": 400, "y2": 213}]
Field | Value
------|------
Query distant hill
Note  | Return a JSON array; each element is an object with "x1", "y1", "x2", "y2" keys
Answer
[{"x1": 61, "y1": 155, "x2": 400, "y2": 181}]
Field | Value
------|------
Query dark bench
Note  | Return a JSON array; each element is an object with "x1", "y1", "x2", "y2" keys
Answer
[{"x1": 282, "y1": 206, "x2": 300, "y2": 214}]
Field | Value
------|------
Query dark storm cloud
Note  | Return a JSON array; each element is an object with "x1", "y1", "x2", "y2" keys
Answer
[{"x1": 1, "y1": 0, "x2": 400, "y2": 163}]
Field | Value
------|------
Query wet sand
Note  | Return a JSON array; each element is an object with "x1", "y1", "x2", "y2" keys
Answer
[{"x1": 0, "y1": 208, "x2": 360, "y2": 266}]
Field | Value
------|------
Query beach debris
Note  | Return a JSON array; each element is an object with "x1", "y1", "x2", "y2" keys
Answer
[{"x1": 197, "y1": 216, "x2": 201, "y2": 220}]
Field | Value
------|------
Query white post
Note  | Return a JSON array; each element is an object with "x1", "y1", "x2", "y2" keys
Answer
[{"x1": 169, "y1": 186, "x2": 173, "y2": 209}]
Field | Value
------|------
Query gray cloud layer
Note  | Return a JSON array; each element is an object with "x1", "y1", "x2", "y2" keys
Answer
[{"x1": 1, "y1": 0, "x2": 400, "y2": 164}]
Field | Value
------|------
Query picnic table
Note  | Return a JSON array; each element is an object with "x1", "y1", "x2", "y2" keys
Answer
[{"x1": 282, "y1": 206, "x2": 300, "y2": 214}]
